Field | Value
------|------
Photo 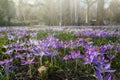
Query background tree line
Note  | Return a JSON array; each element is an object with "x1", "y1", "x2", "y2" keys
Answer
[{"x1": 0, "y1": 0, "x2": 120, "y2": 26}]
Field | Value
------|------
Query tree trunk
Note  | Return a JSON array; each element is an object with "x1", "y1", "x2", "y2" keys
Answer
[
  {"x1": 59, "y1": 0, "x2": 62, "y2": 26},
  {"x1": 85, "y1": 5, "x2": 89, "y2": 25},
  {"x1": 74, "y1": 0, "x2": 78, "y2": 25},
  {"x1": 97, "y1": 0, "x2": 104, "y2": 25},
  {"x1": 8, "y1": 17, "x2": 11, "y2": 26}
]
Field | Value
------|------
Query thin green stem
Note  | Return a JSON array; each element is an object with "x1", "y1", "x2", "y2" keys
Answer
[
  {"x1": 29, "y1": 64, "x2": 32, "y2": 78},
  {"x1": 75, "y1": 59, "x2": 78, "y2": 72},
  {"x1": 6, "y1": 73, "x2": 9, "y2": 80},
  {"x1": 64, "y1": 48, "x2": 66, "y2": 56},
  {"x1": 51, "y1": 56, "x2": 53, "y2": 66},
  {"x1": 40, "y1": 56, "x2": 43, "y2": 66}
]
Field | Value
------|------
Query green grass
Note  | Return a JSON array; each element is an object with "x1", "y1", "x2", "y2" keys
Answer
[{"x1": 0, "y1": 36, "x2": 7, "y2": 54}]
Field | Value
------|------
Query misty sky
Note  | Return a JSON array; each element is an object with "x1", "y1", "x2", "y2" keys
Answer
[{"x1": 13, "y1": 0, "x2": 111, "y2": 8}]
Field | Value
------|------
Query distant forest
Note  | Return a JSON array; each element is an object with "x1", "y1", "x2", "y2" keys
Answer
[{"x1": 0, "y1": 0, "x2": 120, "y2": 26}]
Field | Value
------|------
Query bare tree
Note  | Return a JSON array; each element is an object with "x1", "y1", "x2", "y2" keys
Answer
[{"x1": 81, "y1": 0, "x2": 97, "y2": 25}]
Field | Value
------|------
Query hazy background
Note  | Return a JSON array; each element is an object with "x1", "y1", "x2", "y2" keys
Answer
[{"x1": 0, "y1": 0, "x2": 120, "y2": 26}]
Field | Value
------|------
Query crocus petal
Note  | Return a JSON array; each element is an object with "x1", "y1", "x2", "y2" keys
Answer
[
  {"x1": 104, "y1": 63, "x2": 110, "y2": 69},
  {"x1": 95, "y1": 66, "x2": 103, "y2": 73},
  {"x1": 104, "y1": 74, "x2": 111, "y2": 80},
  {"x1": 95, "y1": 70, "x2": 103, "y2": 80},
  {"x1": 104, "y1": 70, "x2": 116, "y2": 73},
  {"x1": 0, "y1": 61, "x2": 5, "y2": 65},
  {"x1": 31, "y1": 62, "x2": 39, "y2": 64}
]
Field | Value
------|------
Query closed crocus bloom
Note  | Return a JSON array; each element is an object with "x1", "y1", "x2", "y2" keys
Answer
[
  {"x1": 116, "y1": 44, "x2": 120, "y2": 53},
  {"x1": 63, "y1": 55, "x2": 70, "y2": 60},
  {"x1": 71, "y1": 51, "x2": 76, "y2": 59},
  {"x1": 107, "y1": 54, "x2": 115, "y2": 60},
  {"x1": 106, "y1": 43, "x2": 114, "y2": 49}
]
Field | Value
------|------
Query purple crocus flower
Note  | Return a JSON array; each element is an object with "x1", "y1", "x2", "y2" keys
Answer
[
  {"x1": 107, "y1": 54, "x2": 115, "y2": 60},
  {"x1": 74, "y1": 38, "x2": 85, "y2": 47},
  {"x1": 63, "y1": 54, "x2": 72, "y2": 60},
  {"x1": 95, "y1": 64, "x2": 115, "y2": 80},
  {"x1": 47, "y1": 49, "x2": 58, "y2": 57},
  {"x1": 47, "y1": 34, "x2": 60, "y2": 48},
  {"x1": 99, "y1": 45, "x2": 108, "y2": 53},
  {"x1": 21, "y1": 57, "x2": 38, "y2": 65},
  {"x1": 0, "y1": 58, "x2": 13, "y2": 75},
  {"x1": 94, "y1": 54, "x2": 116, "y2": 73},
  {"x1": 106, "y1": 43, "x2": 114, "y2": 49},
  {"x1": 82, "y1": 46, "x2": 100, "y2": 64},
  {"x1": 33, "y1": 45, "x2": 47, "y2": 57},
  {"x1": 96, "y1": 71, "x2": 114, "y2": 80},
  {"x1": 71, "y1": 50, "x2": 81, "y2": 59},
  {"x1": 94, "y1": 53, "x2": 116, "y2": 80},
  {"x1": 0, "y1": 59, "x2": 13, "y2": 65},
  {"x1": 95, "y1": 65, "x2": 116, "y2": 73},
  {"x1": 63, "y1": 50, "x2": 82, "y2": 60}
]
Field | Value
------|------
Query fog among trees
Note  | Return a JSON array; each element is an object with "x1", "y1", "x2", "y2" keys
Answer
[{"x1": 0, "y1": 0, "x2": 120, "y2": 26}]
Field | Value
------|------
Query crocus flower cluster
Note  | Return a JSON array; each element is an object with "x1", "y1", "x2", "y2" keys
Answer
[
  {"x1": 93, "y1": 53, "x2": 116, "y2": 80},
  {"x1": 63, "y1": 50, "x2": 81, "y2": 60},
  {"x1": 1, "y1": 34, "x2": 61, "y2": 66},
  {"x1": 64, "y1": 45, "x2": 116, "y2": 80},
  {"x1": 74, "y1": 29, "x2": 120, "y2": 37},
  {"x1": 60, "y1": 38, "x2": 94, "y2": 50},
  {"x1": 64, "y1": 26, "x2": 120, "y2": 31},
  {"x1": 6, "y1": 30, "x2": 37, "y2": 41},
  {"x1": 31, "y1": 34, "x2": 61, "y2": 57},
  {"x1": 0, "y1": 26, "x2": 119, "y2": 80}
]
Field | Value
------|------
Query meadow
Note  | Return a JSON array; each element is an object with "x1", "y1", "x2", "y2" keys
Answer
[{"x1": 0, "y1": 26, "x2": 120, "y2": 80}]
